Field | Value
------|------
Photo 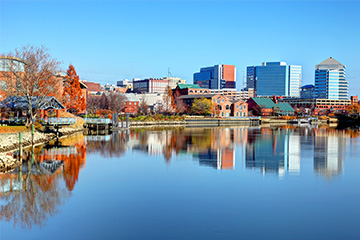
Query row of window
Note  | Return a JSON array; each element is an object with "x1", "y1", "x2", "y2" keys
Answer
[{"x1": 124, "y1": 102, "x2": 138, "y2": 106}]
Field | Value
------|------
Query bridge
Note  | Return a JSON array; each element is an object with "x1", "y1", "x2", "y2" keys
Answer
[
  {"x1": 41, "y1": 117, "x2": 78, "y2": 126},
  {"x1": 84, "y1": 115, "x2": 130, "y2": 131},
  {"x1": 40, "y1": 117, "x2": 78, "y2": 138},
  {"x1": 84, "y1": 118, "x2": 112, "y2": 131}
]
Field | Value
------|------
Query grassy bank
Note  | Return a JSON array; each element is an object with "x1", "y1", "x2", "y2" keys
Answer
[{"x1": 0, "y1": 126, "x2": 30, "y2": 134}]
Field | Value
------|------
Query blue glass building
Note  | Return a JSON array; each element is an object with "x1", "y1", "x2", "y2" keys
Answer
[
  {"x1": 300, "y1": 84, "x2": 315, "y2": 99},
  {"x1": 193, "y1": 64, "x2": 236, "y2": 90},
  {"x1": 246, "y1": 62, "x2": 301, "y2": 97},
  {"x1": 246, "y1": 66, "x2": 256, "y2": 89},
  {"x1": 315, "y1": 57, "x2": 348, "y2": 100}
]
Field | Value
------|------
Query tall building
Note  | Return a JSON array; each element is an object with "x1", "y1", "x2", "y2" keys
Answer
[
  {"x1": 300, "y1": 84, "x2": 315, "y2": 99},
  {"x1": 315, "y1": 57, "x2": 348, "y2": 100},
  {"x1": 193, "y1": 64, "x2": 236, "y2": 90},
  {"x1": 246, "y1": 66, "x2": 256, "y2": 90},
  {"x1": 246, "y1": 62, "x2": 301, "y2": 97}
]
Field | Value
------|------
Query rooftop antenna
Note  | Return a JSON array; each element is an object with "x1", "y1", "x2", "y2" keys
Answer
[{"x1": 168, "y1": 67, "x2": 172, "y2": 78}]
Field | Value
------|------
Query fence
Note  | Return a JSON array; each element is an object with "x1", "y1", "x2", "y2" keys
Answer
[{"x1": 42, "y1": 117, "x2": 78, "y2": 125}]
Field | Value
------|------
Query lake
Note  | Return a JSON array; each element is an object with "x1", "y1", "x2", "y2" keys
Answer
[{"x1": 1, "y1": 126, "x2": 360, "y2": 240}]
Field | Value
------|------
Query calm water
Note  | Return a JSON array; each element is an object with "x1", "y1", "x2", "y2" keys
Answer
[{"x1": 1, "y1": 126, "x2": 360, "y2": 240}]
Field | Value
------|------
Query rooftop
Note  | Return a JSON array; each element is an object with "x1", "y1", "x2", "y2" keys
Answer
[
  {"x1": 180, "y1": 94, "x2": 217, "y2": 99},
  {"x1": 301, "y1": 84, "x2": 314, "y2": 89},
  {"x1": 316, "y1": 57, "x2": 345, "y2": 70},
  {"x1": 251, "y1": 97, "x2": 276, "y2": 108},
  {"x1": 177, "y1": 84, "x2": 203, "y2": 89}
]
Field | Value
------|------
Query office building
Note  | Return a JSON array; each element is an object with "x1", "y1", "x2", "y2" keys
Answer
[
  {"x1": 117, "y1": 79, "x2": 133, "y2": 89},
  {"x1": 193, "y1": 64, "x2": 236, "y2": 90},
  {"x1": 246, "y1": 62, "x2": 301, "y2": 97},
  {"x1": 162, "y1": 77, "x2": 186, "y2": 89},
  {"x1": 246, "y1": 66, "x2": 256, "y2": 90},
  {"x1": 315, "y1": 57, "x2": 348, "y2": 100},
  {"x1": 300, "y1": 84, "x2": 315, "y2": 99},
  {"x1": 132, "y1": 78, "x2": 170, "y2": 93}
]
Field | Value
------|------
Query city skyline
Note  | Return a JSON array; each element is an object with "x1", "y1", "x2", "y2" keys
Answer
[{"x1": 1, "y1": 1, "x2": 359, "y2": 96}]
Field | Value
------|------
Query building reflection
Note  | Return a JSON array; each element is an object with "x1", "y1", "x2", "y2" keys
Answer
[
  {"x1": 0, "y1": 126, "x2": 358, "y2": 230},
  {"x1": 0, "y1": 133, "x2": 86, "y2": 229},
  {"x1": 313, "y1": 129, "x2": 346, "y2": 178},
  {"x1": 92, "y1": 126, "x2": 356, "y2": 175}
]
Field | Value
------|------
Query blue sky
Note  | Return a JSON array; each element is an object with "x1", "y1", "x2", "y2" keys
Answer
[{"x1": 1, "y1": 0, "x2": 359, "y2": 95}]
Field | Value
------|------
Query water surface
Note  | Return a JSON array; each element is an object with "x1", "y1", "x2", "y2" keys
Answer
[{"x1": 1, "y1": 126, "x2": 360, "y2": 240}]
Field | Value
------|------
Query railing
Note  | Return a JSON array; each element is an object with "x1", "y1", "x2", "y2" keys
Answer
[
  {"x1": 42, "y1": 117, "x2": 77, "y2": 125},
  {"x1": 84, "y1": 118, "x2": 111, "y2": 124},
  {"x1": 0, "y1": 117, "x2": 27, "y2": 125}
]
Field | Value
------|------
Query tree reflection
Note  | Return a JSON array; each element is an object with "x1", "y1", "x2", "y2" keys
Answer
[
  {"x1": 0, "y1": 133, "x2": 86, "y2": 229},
  {"x1": 86, "y1": 131, "x2": 128, "y2": 158}
]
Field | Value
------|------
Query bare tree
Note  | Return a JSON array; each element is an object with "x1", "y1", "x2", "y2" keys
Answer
[
  {"x1": 98, "y1": 92, "x2": 125, "y2": 113},
  {"x1": 138, "y1": 95, "x2": 149, "y2": 115},
  {"x1": 86, "y1": 96, "x2": 101, "y2": 114},
  {"x1": 108, "y1": 93, "x2": 126, "y2": 114},
  {"x1": 99, "y1": 93, "x2": 110, "y2": 110},
  {"x1": 0, "y1": 45, "x2": 61, "y2": 124}
]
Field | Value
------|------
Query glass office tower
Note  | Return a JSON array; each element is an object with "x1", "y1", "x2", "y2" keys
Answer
[
  {"x1": 194, "y1": 64, "x2": 236, "y2": 90},
  {"x1": 246, "y1": 62, "x2": 301, "y2": 97},
  {"x1": 315, "y1": 57, "x2": 348, "y2": 100}
]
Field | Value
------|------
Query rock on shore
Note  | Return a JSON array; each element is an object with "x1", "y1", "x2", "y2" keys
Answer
[{"x1": 0, "y1": 153, "x2": 22, "y2": 173}]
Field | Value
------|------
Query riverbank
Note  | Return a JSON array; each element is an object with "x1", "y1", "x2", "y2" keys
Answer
[
  {"x1": 0, "y1": 127, "x2": 84, "y2": 153},
  {"x1": 130, "y1": 121, "x2": 185, "y2": 127}
]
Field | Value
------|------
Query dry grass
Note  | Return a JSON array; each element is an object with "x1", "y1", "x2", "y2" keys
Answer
[
  {"x1": 0, "y1": 126, "x2": 29, "y2": 133},
  {"x1": 58, "y1": 111, "x2": 85, "y2": 128}
]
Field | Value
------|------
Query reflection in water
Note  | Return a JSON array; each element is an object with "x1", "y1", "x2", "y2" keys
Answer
[
  {"x1": 314, "y1": 134, "x2": 346, "y2": 178},
  {"x1": 1, "y1": 126, "x2": 358, "y2": 230},
  {"x1": 86, "y1": 127, "x2": 357, "y2": 176},
  {"x1": 0, "y1": 134, "x2": 86, "y2": 229}
]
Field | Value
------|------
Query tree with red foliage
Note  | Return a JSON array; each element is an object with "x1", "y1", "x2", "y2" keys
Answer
[
  {"x1": 62, "y1": 64, "x2": 86, "y2": 113},
  {"x1": 162, "y1": 85, "x2": 176, "y2": 115}
]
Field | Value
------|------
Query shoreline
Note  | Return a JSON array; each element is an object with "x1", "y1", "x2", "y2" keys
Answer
[{"x1": 0, "y1": 127, "x2": 84, "y2": 154}]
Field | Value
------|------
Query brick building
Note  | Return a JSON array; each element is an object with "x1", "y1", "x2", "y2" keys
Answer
[
  {"x1": 180, "y1": 94, "x2": 248, "y2": 117},
  {"x1": 278, "y1": 97, "x2": 354, "y2": 114},
  {"x1": 173, "y1": 84, "x2": 210, "y2": 96},
  {"x1": 123, "y1": 93, "x2": 140, "y2": 114}
]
